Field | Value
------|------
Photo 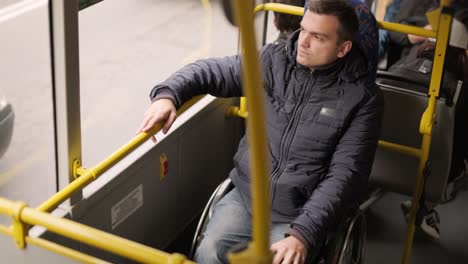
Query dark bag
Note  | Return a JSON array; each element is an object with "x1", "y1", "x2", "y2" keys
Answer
[{"x1": 388, "y1": 40, "x2": 461, "y2": 105}]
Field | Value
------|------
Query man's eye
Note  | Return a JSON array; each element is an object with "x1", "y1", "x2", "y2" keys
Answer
[{"x1": 315, "y1": 35, "x2": 325, "y2": 41}]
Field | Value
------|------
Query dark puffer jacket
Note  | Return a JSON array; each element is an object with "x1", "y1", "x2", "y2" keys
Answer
[{"x1": 150, "y1": 31, "x2": 383, "y2": 250}]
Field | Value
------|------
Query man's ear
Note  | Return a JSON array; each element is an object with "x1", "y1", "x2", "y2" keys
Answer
[{"x1": 337, "y1": 40, "x2": 352, "y2": 58}]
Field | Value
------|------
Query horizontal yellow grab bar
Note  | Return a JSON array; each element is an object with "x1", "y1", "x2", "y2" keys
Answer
[
  {"x1": 378, "y1": 140, "x2": 421, "y2": 158},
  {"x1": 378, "y1": 21, "x2": 436, "y2": 38}
]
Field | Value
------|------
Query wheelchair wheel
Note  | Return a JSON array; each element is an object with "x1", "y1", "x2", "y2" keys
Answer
[
  {"x1": 324, "y1": 209, "x2": 366, "y2": 264},
  {"x1": 336, "y1": 211, "x2": 366, "y2": 264},
  {"x1": 189, "y1": 178, "x2": 234, "y2": 259}
]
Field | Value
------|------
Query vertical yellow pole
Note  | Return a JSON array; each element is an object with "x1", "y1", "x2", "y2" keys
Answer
[
  {"x1": 228, "y1": 1, "x2": 272, "y2": 263},
  {"x1": 401, "y1": 124, "x2": 433, "y2": 264},
  {"x1": 401, "y1": 1, "x2": 452, "y2": 263},
  {"x1": 239, "y1": 97, "x2": 247, "y2": 117}
]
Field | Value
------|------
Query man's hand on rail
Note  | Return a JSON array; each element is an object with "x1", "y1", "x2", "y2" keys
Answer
[
  {"x1": 137, "y1": 99, "x2": 177, "y2": 143},
  {"x1": 270, "y1": 236, "x2": 307, "y2": 264}
]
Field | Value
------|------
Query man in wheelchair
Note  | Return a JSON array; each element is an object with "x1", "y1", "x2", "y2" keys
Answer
[{"x1": 137, "y1": 0, "x2": 383, "y2": 263}]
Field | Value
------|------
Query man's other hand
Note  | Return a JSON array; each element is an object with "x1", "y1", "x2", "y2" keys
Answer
[
  {"x1": 136, "y1": 99, "x2": 177, "y2": 143},
  {"x1": 271, "y1": 236, "x2": 307, "y2": 264}
]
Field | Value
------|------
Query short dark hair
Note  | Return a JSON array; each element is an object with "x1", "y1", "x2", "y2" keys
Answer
[
  {"x1": 308, "y1": 0, "x2": 359, "y2": 43},
  {"x1": 273, "y1": 0, "x2": 305, "y2": 32}
]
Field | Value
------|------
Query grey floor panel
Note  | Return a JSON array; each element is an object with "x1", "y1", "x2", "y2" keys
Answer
[{"x1": 365, "y1": 191, "x2": 468, "y2": 263}]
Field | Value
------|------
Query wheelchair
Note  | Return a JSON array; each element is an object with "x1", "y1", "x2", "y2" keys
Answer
[
  {"x1": 187, "y1": 2, "x2": 379, "y2": 262},
  {"x1": 189, "y1": 178, "x2": 367, "y2": 264}
]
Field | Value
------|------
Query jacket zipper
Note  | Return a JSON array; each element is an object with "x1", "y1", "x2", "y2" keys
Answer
[{"x1": 269, "y1": 70, "x2": 317, "y2": 202}]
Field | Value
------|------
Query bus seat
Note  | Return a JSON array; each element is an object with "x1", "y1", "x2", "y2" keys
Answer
[
  {"x1": 369, "y1": 73, "x2": 463, "y2": 203},
  {"x1": 190, "y1": 178, "x2": 366, "y2": 264}
]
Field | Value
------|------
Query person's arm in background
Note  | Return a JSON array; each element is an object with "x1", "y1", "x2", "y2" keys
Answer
[
  {"x1": 379, "y1": 0, "x2": 402, "y2": 57},
  {"x1": 407, "y1": 24, "x2": 432, "y2": 44}
]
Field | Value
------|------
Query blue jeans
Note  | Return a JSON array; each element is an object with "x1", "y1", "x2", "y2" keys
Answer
[{"x1": 195, "y1": 188, "x2": 320, "y2": 264}]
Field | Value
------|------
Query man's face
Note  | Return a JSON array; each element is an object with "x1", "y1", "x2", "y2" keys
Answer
[{"x1": 296, "y1": 10, "x2": 351, "y2": 69}]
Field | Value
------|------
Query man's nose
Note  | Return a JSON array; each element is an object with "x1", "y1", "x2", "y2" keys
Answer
[{"x1": 299, "y1": 34, "x2": 310, "y2": 48}]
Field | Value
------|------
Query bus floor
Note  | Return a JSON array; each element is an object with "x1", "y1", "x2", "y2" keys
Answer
[
  {"x1": 166, "y1": 190, "x2": 468, "y2": 263},
  {"x1": 365, "y1": 190, "x2": 468, "y2": 263}
]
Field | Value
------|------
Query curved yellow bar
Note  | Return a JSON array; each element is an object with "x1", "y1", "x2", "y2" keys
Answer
[
  {"x1": 419, "y1": 96, "x2": 436, "y2": 136},
  {"x1": 254, "y1": 3, "x2": 304, "y2": 16}
]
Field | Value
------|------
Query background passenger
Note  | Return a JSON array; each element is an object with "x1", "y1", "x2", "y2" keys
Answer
[{"x1": 272, "y1": 0, "x2": 306, "y2": 44}]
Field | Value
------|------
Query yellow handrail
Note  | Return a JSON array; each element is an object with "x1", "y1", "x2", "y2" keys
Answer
[
  {"x1": 0, "y1": 225, "x2": 110, "y2": 264},
  {"x1": 254, "y1": 3, "x2": 304, "y2": 16},
  {"x1": 227, "y1": 1, "x2": 271, "y2": 263},
  {"x1": 37, "y1": 95, "x2": 204, "y2": 213},
  {"x1": 378, "y1": 140, "x2": 421, "y2": 158},
  {"x1": 378, "y1": 21, "x2": 436, "y2": 38},
  {"x1": 401, "y1": 1, "x2": 452, "y2": 263},
  {"x1": 0, "y1": 198, "x2": 194, "y2": 264}
]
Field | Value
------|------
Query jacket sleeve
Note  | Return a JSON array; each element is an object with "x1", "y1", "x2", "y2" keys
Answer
[
  {"x1": 290, "y1": 88, "x2": 383, "y2": 250},
  {"x1": 149, "y1": 55, "x2": 243, "y2": 108}
]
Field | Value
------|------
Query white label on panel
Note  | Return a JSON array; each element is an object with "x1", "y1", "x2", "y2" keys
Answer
[{"x1": 111, "y1": 184, "x2": 143, "y2": 229}]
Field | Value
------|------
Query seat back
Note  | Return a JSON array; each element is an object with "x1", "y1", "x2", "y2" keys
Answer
[{"x1": 369, "y1": 76, "x2": 462, "y2": 203}]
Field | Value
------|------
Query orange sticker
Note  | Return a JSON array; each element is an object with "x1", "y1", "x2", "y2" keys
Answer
[{"x1": 159, "y1": 153, "x2": 168, "y2": 180}]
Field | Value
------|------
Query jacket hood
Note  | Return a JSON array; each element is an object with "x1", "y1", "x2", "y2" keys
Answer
[{"x1": 285, "y1": 29, "x2": 369, "y2": 83}]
